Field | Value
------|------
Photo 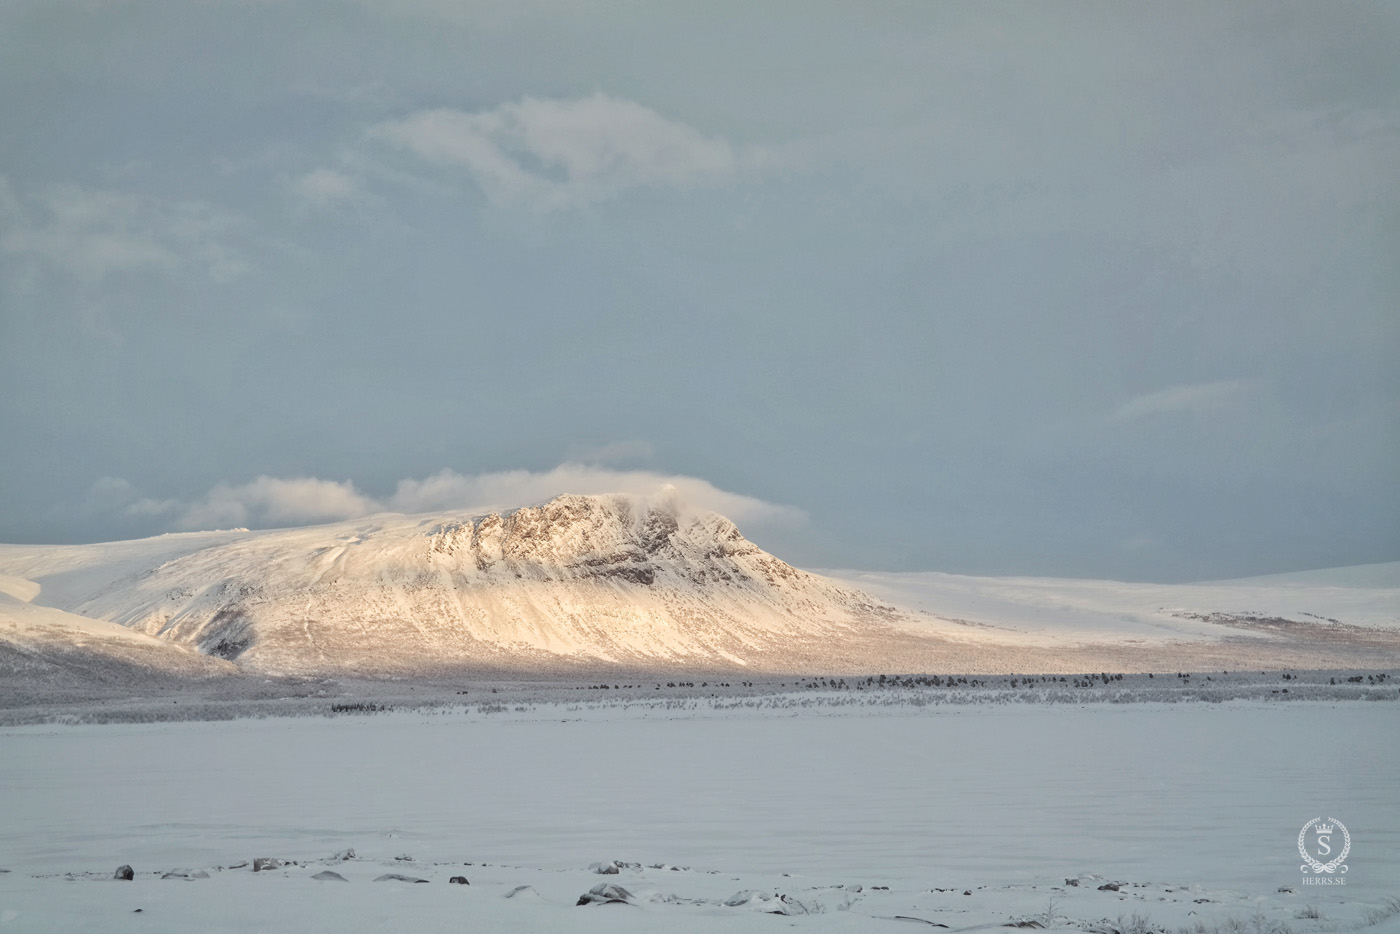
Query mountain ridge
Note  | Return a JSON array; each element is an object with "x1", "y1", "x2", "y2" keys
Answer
[
  {"x1": 1, "y1": 494, "x2": 906, "y2": 675},
  {"x1": 2, "y1": 493, "x2": 1396, "y2": 685}
]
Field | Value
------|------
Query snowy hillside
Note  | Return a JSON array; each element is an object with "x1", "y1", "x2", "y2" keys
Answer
[
  {"x1": 0, "y1": 494, "x2": 907, "y2": 675},
  {"x1": 0, "y1": 576, "x2": 234, "y2": 701}
]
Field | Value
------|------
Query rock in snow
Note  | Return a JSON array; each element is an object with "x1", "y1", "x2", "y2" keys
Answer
[
  {"x1": 114, "y1": 865, "x2": 134, "y2": 881},
  {"x1": 310, "y1": 871, "x2": 348, "y2": 882},
  {"x1": 724, "y1": 890, "x2": 812, "y2": 915},
  {"x1": 374, "y1": 873, "x2": 429, "y2": 883},
  {"x1": 252, "y1": 858, "x2": 281, "y2": 872},
  {"x1": 448, "y1": 876, "x2": 469, "y2": 885},
  {"x1": 576, "y1": 883, "x2": 635, "y2": 906},
  {"x1": 161, "y1": 869, "x2": 209, "y2": 881}
]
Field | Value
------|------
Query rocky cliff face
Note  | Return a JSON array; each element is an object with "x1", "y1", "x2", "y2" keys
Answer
[{"x1": 51, "y1": 494, "x2": 903, "y2": 675}]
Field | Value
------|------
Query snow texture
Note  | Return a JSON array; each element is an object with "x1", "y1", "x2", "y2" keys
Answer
[{"x1": 0, "y1": 699, "x2": 1396, "y2": 932}]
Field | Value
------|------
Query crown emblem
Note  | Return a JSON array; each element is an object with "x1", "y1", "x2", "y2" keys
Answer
[{"x1": 1314, "y1": 823, "x2": 1334, "y2": 834}]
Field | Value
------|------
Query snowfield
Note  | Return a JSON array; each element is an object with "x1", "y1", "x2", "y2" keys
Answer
[{"x1": 1, "y1": 698, "x2": 1397, "y2": 933}]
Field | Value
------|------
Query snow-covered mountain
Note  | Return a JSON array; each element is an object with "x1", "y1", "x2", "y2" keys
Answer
[
  {"x1": 0, "y1": 494, "x2": 907, "y2": 676},
  {"x1": 2, "y1": 493, "x2": 1396, "y2": 682}
]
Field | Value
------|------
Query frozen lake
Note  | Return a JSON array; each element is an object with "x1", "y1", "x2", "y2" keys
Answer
[{"x1": 1, "y1": 699, "x2": 1397, "y2": 932}]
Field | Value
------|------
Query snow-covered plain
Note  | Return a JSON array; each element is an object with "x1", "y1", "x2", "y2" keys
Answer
[{"x1": 1, "y1": 697, "x2": 1398, "y2": 933}]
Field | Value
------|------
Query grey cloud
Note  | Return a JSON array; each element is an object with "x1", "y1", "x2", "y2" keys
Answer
[{"x1": 0, "y1": 179, "x2": 249, "y2": 285}]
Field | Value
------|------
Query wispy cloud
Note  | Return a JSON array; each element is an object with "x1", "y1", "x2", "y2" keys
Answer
[
  {"x1": 0, "y1": 177, "x2": 248, "y2": 284},
  {"x1": 89, "y1": 465, "x2": 804, "y2": 533},
  {"x1": 1112, "y1": 379, "x2": 1262, "y2": 421},
  {"x1": 289, "y1": 167, "x2": 364, "y2": 210},
  {"x1": 372, "y1": 93, "x2": 768, "y2": 210}
]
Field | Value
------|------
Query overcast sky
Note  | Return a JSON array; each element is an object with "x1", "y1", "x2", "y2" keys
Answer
[{"x1": 1, "y1": 1, "x2": 1396, "y2": 581}]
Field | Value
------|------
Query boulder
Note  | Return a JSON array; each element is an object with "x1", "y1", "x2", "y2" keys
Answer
[
  {"x1": 589, "y1": 860, "x2": 621, "y2": 875},
  {"x1": 311, "y1": 871, "x2": 348, "y2": 882},
  {"x1": 448, "y1": 876, "x2": 469, "y2": 885},
  {"x1": 252, "y1": 858, "x2": 281, "y2": 872},
  {"x1": 332, "y1": 848, "x2": 355, "y2": 861},
  {"x1": 114, "y1": 865, "x2": 134, "y2": 881},
  {"x1": 576, "y1": 883, "x2": 635, "y2": 906}
]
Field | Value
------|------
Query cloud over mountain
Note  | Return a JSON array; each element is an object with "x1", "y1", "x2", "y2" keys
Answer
[{"x1": 89, "y1": 465, "x2": 804, "y2": 535}]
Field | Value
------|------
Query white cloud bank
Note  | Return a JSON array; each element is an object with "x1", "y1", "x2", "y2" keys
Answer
[
  {"x1": 95, "y1": 465, "x2": 804, "y2": 533},
  {"x1": 372, "y1": 93, "x2": 767, "y2": 210}
]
